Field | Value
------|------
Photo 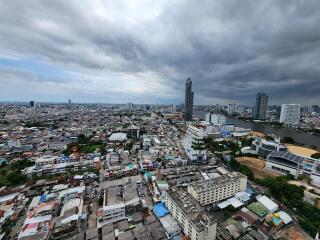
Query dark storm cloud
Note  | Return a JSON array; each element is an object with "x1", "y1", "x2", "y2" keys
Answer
[{"x1": 0, "y1": 0, "x2": 319, "y2": 104}]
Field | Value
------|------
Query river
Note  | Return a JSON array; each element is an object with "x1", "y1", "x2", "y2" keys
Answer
[
  {"x1": 194, "y1": 110, "x2": 320, "y2": 149},
  {"x1": 227, "y1": 118, "x2": 320, "y2": 149}
]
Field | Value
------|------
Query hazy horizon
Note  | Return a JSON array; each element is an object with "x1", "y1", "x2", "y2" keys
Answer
[{"x1": 1, "y1": 1, "x2": 320, "y2": 105}]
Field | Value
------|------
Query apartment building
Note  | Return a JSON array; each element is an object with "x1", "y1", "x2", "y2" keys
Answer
[
  {"x1": 164, "y1": 189, "x2": 217, "y2": 240},
  {"x1": 188, "y1": 172, "x2": 247, "y2": 206},
  {"x1": 182, "y1": 125, "x2": 207, "y2": 163},
  {"x1": 280, "y1": 104, "x2": 301, "y2": 125},
  {"x1": 97, "y1": 176, "x2": 142, "y2": 227},
  {"x1": 205, "y1": 114, "x2": 226, "y2": 125}
]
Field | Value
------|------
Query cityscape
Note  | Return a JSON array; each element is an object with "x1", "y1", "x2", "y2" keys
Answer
[{"x1": 1, "y1": 1, "x2": 320, "y2": 240}]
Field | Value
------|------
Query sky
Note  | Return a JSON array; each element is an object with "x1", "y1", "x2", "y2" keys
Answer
[{"x1": 0, "y1": 0, "x2": 320, "y2": 106}]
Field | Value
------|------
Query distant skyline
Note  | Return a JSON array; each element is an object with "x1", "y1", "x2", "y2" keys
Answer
[{"x1": 0, "y1": 1, "x2": 320, "y2": 105}]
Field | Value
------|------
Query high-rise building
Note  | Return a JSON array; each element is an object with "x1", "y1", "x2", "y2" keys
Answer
[
  {"x1": 237, "y1": 105, "x2": 245, "y2": 115},
  {"x1": 184, "y1": 78, "x2": 194, "y2": 121},
  {"x1": 170, "y1": 104, "x2": 176, "y2": 113},
  {"x1": 275, "y1": 105, "x2": 281, "y2": 121},
  {"x1": 280, "y1": 104, "x2": 301, "y2": 125},
  {"x1": 182, "y1": 125, "x2": 207, "y2": 163},
  {"x1": 68, "y1": 99, "x2": 72, "y2": 109},
  {"x1": 301, "y1": 106, "x2": 309, "y2": 113},
  {"x1": 312, "y1": 105, "x2": 319, "y2": 113},
  {"x1": 29, "y1": 101, "x2": 35, "y2": 108},
  {"x1": 205, "y1": 113, "x2": 226, "y2": 125},
  {"x1": 254, "y1": 93, "x2": 268, "y2": 120},
  {"x1": 127, "y1": 102, "x2": 134, "y2": 109},
  {"x1": 227, "y1": 103, "x2": 237, "y2": 115}
]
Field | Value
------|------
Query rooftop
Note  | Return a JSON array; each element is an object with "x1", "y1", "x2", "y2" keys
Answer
[
  {"x1": 189, "y1": 172, "x2": 245, "y2": 193},
  {"x1": 166, "y1": 189, "x2": 215, "y2": 231}
]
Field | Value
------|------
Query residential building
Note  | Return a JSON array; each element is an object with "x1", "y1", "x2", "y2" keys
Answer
[
  {"x1": 279, "y1": 104, "x2": 301, "y2": 125},
  {"x1": 205, "y1": 114, "x2": 226, "y2": 125},
  {"x1": 312, "y1": 105, "x2": 319, "y2": 113},
  {"x1": 237, "y1": 105, "x2": 245, "y2": 115},
  {"x1": 187, "y1": 172, "x2": 247, "y2": 206},
  {"x1": 227, "y1": 104, "x2": 237, "y2": 115},
  {"x1": 97, "y1": 176, "x2": 142, "y2": 227},
  {"x1": 254, "y1": 93, "x2": 268, "y2": 120},
  {"x1": 164, "y1": 189, "x2": 217, "y2": 240},
  {"x1": 7, "y1": 140, "x2": 21, "y2": 149},
  {"x1": 182, "y1": 125, "x2": 207, "y2": 163},
  {"x1": 184, "y1": 78, "x2": 194, "y2": 121},
  {"x1": 127, "y1": 125, "x2": 140, "y2": 139},
  {"x1": 53, "y1": 186, "x2": 85, "y2": 239}
]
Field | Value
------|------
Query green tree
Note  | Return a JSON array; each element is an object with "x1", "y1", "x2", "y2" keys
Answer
[
  {"x1": 265, "y1": 135, "x2": 275, "y2": 141},
  {"x1": 311, "y1": 152, "x2": 320, "y2": 159},
  {"x1": 281, "y1": 136, "x2": 295, "y2": 144},
  {"x1": 192, "y1": 140, "x2": 206, "y2": 151},
  {"x1": 228, "y1": 158, "x2": 254, "y2": 180},
  {"x1": 7, "y1": 171, "x2": 27, "y2": 186}
]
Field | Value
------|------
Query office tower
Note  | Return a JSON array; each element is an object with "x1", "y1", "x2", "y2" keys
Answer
[
  {"x1": 68, "y1": 99, "x2": 72, "y2": 109},
  {"x1": 29, "y1": 101, "x2": 35, "y2": 108},
  {"x1": 254, "y1": 93, "x2": 268, "y2": 120},
  {"x1": 227, "y1": 103, "x2": 237, "y2": 115},
  {"x1": 280, "y1": 104, "x2": 301, "y2": 125},
  {"x1": 184, "y1": 78, "x2": 194, "y2": 121}
]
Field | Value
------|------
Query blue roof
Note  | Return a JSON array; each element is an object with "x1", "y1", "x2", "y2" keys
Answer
[
  {"x1": 153, "y1": 202, "x2": 169, "y2": 218},
  {"x1": 40, "y1": 195, "x2": 46, "y2": 202}
]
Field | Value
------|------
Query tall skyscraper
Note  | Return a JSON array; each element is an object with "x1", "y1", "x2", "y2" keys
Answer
[
  {"x1": 280, "y1": 104, "x2": 300, "y2": 125},
  {"x1": 184, "y1": 78, "x2": 194, "y2": 121},
  {"x1": 254, "y1": 93, "x2": 268, "y2": 120},
  {"x1": 29, "y1": 101, "x2": 35, "y2": 108},
  {"x1": 68, "y1": 99, "x2": 72, "y2": 109}
]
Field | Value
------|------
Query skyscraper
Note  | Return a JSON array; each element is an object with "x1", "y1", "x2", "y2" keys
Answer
[
  {"x1": 68, "y1": 99, "x2": 72, "y2": 109},
  {"x1": 254, "y1": 93, "x2": 268, "y2": 120},
  {"x1": 29, "y1": 101, "x2": 35, "y2": 108},
  {"x1": 280, "y1": 104, "x2": 300, "y2": 125},
  {"x1": 184, "y1": 78, "x2": 194, "y2": 121}
]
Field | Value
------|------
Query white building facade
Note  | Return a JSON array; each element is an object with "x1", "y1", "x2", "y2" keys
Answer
[
  {"x1": 266, "y1": 151, "x2": 320, "y2": 186},
  {"x1": 182, "y1": 125, "x2": 207, "y2": 163},
  {"x1": 187, "y1": 173, "x2": 247, "y2": 206},
  {"x1": 164, "y1": 190, "x2": 217, "y2": 240},
  {"x1": 280, "y1": 104, "x2": 300, "y2": 125},
  {"x1": 227, "y1": 104, "x2": 237, "y2": 115},
  {"x1": 205, "y1": 114, "x2": 226, "y2": 125}
]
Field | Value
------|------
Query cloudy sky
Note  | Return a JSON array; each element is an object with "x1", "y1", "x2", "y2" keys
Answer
[{"x1": 0, "y1": 0, "x2": 319, "y2": 105}]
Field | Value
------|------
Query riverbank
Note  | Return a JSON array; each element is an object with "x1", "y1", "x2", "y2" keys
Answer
[{"x1": 227, "y1": 118, "x2": 320, "y2": 150}]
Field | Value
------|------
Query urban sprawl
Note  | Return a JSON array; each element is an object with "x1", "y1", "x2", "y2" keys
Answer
[{"x1": 0, "y1": 79, "x2": 320, "y2": 240}]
